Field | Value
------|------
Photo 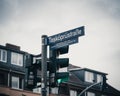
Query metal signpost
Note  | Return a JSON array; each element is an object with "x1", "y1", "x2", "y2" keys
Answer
[
  {"x1": 41, "y1": 26, "x2": 85, "y2": 96},
  {"x1": 41, "y1": 35, "x2": 48, "y2": 96}
]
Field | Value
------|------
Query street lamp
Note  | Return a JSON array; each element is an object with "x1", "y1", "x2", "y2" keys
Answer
[{"x1": 78, "y1": 82, "x2": 102, "y2": 96}]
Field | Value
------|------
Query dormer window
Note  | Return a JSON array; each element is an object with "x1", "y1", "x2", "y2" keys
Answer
[{"x1": 85, "y1": 71, "x2": 94, "y2": 83}]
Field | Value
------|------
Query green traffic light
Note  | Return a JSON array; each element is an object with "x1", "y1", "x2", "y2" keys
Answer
[
  {"x1": 49, "y1": 46, "x2": 69, "y2": 87},
  {"x1": 57, "y1": 79, "x2": 62, "y2": 84},
  {"x1": 57, "y1": 77, "x2": 69, "y2": 84},
  {"x1": 56, "y1": 72, "x2": 69, "y2": 84}
]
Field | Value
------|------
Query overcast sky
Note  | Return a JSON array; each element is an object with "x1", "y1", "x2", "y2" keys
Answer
[{"x1": 0, "y1": 0, "x2": 120, "y2": 90}]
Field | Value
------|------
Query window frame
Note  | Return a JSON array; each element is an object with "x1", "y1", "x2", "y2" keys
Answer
[
  {"x1": 11, "y1": 76, "x2": 19, "y2": 89},
  {"x1": 87, "y1": 91, "x2": 95, "y2": 96},
  {"x1": 51, "y1": 87, "x2": 58, "y2": 94},
  {"x1": 0, "y1": 49, "x2": 7, "y2": 62},
  {"x1": 70, "y1": 90, "x2": 77, "y2": 96},
  {"x1": 11, "y1": 52, "x2": 23, "y2": 66},
  {"x1": 33, "y1": 83, "x2": 41, "y2": 93},
  {"x1": 85, "y1": 71, "x2": 94, "y2": 83},
  {"x1": 97, "y1": 74, "x2": 103, "y2": 83}
]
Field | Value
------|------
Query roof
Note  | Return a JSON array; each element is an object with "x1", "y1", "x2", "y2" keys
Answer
[
  {"x1": 104, "y1": 84, "x2": 120, "y2": 96},
  {"x1": 69, "y1": 66, "x2": 108, "y2": 75},
  {"x1": 61, "y1": 71, "x2": 120, "y2": 95},
  {"x1": 80, "y1": 68, "x2": 108, "y2": 75},
  {"x1": 68, "y1": 64, "x2": 81, "y2": 69},
  {"x1": 62, "y1": 67, "x2": 120, "y2": 95},
  {"x1": 0, "y1": 43, "x2": 26, "y2": 54}
]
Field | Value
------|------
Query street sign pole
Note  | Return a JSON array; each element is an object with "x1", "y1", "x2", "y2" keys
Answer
[
  {"x1": 40, "y1": 26, "x2": 84, "y2": 96},
  {"x1": 41, "y1": 35, "x2": 48, "y2": 96}
]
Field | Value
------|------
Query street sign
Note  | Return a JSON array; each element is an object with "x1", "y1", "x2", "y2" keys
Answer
[
  {"x1": 48, "y1": 26, "x2": 84, "y2": 45},
  {"x1": 50, "y1": 37, "x2": 78, "y2": 50}
]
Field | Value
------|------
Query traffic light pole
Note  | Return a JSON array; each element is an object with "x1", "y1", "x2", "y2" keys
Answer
[{"x1": 41, "y1": 35, "x2": 48, "y2": 96}]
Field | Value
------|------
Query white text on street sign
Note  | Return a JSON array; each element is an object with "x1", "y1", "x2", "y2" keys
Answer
[{"x1": 48, "y1": 26, "x2": 84, "y2": 45}]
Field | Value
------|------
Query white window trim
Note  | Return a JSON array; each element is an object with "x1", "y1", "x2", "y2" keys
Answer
[
  {"x1": 51, "y1": 87, "x2": 58, "y2": 94},
  {"x1": 21, "y1": 79, "x2": 24, "y2": 89},
  {"x1": 12, "y1": 76, "x2": 19, "y2": 89},
  {"x1": 0, "y1": 49, "x2": 7, "y2": 62},
  {"x1": 87, "y1": 91, "x2": 95, "y2": 96},
  {"x1": 11, "y1": 52, "x2": 23, "y2": 66},
  {"x1": 70, "y1": 90, "x2": 77, "y2": 96},
  {"x1": 33, "y1": 83, "x2": 41, "y2": 93},
  {"x1": 97, "y1": 74, "x2": 103, "y2": 83},
  {"x1": 85, "y1": 71, "x2": 94, "y2": 83}
]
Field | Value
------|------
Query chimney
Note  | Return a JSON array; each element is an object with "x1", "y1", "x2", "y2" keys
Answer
[{"x1": 6, "y1": 43, "x2": 20, "y2": 51}]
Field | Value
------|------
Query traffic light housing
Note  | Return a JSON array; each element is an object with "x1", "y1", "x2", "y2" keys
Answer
[
  {"x1": 56, "y1": 72, "x2": 69, "y2": 84},
  {"x1": 26, "y1": 55, "x2": 51, "y2": 89},
  {"x1": 49, "y1": 46, "x2": 69, "y2": 87},
  {"x1": 26, "y1": 46, "x2": 70, "y2": 88},
  {"x1": 26, "y1": 55, "x2": 42, "y2": 89},
  {"x1": 26, "y1": 65, "x2": 37, "y2": 89}
]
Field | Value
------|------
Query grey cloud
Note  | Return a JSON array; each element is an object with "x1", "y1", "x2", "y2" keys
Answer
[
  {"x1": 0, "y1": 0, "x2": 44, "y2": 25},
  {"x1": 0, "y1": 0, "x2": 13, "y2": 24},
  {"x1": 90, "y1": 0, "x2": 120, "y2": 19},
  {"x1": 0, "y1": 0, "x2": 120, "y2": 90}
]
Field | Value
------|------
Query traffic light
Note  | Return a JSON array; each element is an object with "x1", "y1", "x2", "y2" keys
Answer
[
  {"x1": 26, "y1": 55, "x2": 42, "y2": 89},
  {"x1": 26, "y1": 65, "x2": 37, "y2": 89},
  {"x1": 26, "y1": 54, "x2": 51, "y2": 89},
  {"x1": 49, "y1": 46, "x2": 69, "y2": 87}
]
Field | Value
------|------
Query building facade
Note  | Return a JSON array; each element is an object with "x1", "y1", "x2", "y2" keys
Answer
[
  {"x1": 0, "y1": 43, "x2": 55, "y2": 96},
  {"x1": 0, "y1": 43, "x2": 39, "y2": 96},
  {"x1": 0, "y1": 43, "x2": 120, "y2": 96},
  {"x1": 0, "y1": 43, "x2": 27, "y2": 90}
]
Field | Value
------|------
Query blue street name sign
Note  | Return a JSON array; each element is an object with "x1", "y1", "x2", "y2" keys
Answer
[
  {"x1": 48, "y1": 26, "x2": 85, "y2": 49},
  {"x1": 50, "y1": 37, "x2": 78, "y2": 50},
  {"x1": 48, "y1": 26, "x2": 84, "y2": 45}
]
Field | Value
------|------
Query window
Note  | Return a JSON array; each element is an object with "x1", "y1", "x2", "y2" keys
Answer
[
  {"x1": 33, "y1": 87, "x2": 41, "y2": 93},
  {"x1": 0, "y1": 73, "x2": 5, "y2": 85},
  {"x1": 70, "y1": 90, "x2": 77, "y2": 96},
  {"x1": 85, "y1": 71, "x2": 94, "y2": 83},
  {"x1": 97, "y1": 74, "x2": 103, "y2": 83},
  {"x1": 12, "y1": 76, "x2": 19, "y2": 89},
  {"x1": 11, "y1": 76, "x2": 23, "y2": 89},
  {"x1": 51, "y1": 87, "x2": 58, "y2": 94},
  {"x1": 11, "y1": 52, "x2": 23, "y2": 66},
  {"x1": 87, "y1": 92, "x2": 95, "y2": 96},
  {"x1": 0, "y1": 49, "x2": 7, "y2": 62}
]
